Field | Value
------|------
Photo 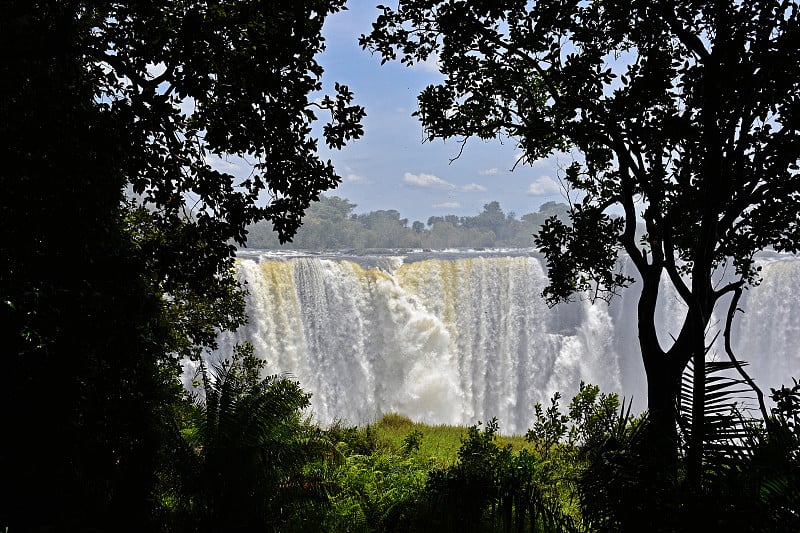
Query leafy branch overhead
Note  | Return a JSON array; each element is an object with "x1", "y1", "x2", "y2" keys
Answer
[
  {"x1": 362, "y1": 0, "x2": 800, "y2": 501},
  {"x1": 362, "y1": 0, "x2": 800, "y2": 302},
  {"x1": 86, "y1": 0, "x2": 364, "y2": 244}
]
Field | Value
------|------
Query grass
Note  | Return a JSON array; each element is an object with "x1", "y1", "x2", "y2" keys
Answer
[
  {"x1": 372, "y1": 413, "x2": 536, "y2": 467},
  {"x1": 321, "y1": 413, "x2": 546, "y2": 531}
]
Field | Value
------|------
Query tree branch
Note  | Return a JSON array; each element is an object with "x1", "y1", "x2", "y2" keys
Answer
[
  {"x1": 620, "y1": 169, "x2": 647, "y2": 272},
  {"x1": 86, "y1": 47, "x2": 171, "y2": 91},
  {"x1": 722, "y1": 284, "x2": 770, "y2": 421},
  {"x1": 662, "y1": 220, "x2": 694, "y2": 304},
  {"x1": 661, "y1": 6, "x2": 711, "y2": 62}
]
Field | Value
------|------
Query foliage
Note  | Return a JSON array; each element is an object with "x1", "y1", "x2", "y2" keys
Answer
[
  {"x1": 402, "y1": 429, "x2": 424, "y2": 456},
  {"x1": 181, "y1": 345, "x2": 333, "y2": 532},
  {"x1": 527, "y1": 393, "x2": 571, "y2": 458},
  {"x1": 91, "y1": 0, "x2": 363, "y2": 246},
  {"x1": 318, "y1": 414, "x2": 580, "y2": 531},
  {"x1": 245, "y1": 195, "x2": 570, "y2": 250},
  {"x1": 675, "y1": 371, "x2": 800, "y2": 532},
  {"x1": 2, "y1": 7, "x2": 179, "y2": 523},
  {"x1": 526, "y1": 383, "x2": 629, "y2": 459},
  {"x1": 574, "y1": 409, "x2": 656, "y2": 533},
  {"x1": 325, "y1": 446, "x2": 435, "y2": 533},
  {"x1": 361, "y1": 0, "x2": 800, "y2": 495},
  {"x1": 575, "y1": 375, "x2": 800, "y2": 533},
  {"x1": 526, "y1": 383, "x2": 639, "y2": 527},
  {"x1": 756, "y1": 381, "x2": 800, "y2": 529},
  {"x1": 417, "y1": 418, "x2": 583, "y2": 533},
  {"x1": 163, "y1": 381, "x2": 796, "y2": 532},
  {"x1": 1, "y1": 1, "x2": 361, "y2": 529},
  {"x1": 319, "y1": 415, "x2": 440, "y2": 532}
]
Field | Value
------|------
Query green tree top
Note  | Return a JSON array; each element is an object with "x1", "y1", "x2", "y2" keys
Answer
[
  {"x1": 82, "y1": 0, "x2": 365, "y2": 245},
  {"x1": 1, "y1": 2, "x2": 363, "y2": 529},
  {"x1": 362, "y1": 0, "x2": 800, "y2": 492}
]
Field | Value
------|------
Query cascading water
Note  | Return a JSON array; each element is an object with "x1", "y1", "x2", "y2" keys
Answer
[
  {"x1": 732, "y1": 255, "x2": 800, "y2": 387},
  {"x1": 206, "y1": 250, "x2": 800, "y2": 434}
]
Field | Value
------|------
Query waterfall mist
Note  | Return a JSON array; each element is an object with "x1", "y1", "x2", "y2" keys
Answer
[{"x1": 199, "y1": 250, "x2": 800, "y2": 435}]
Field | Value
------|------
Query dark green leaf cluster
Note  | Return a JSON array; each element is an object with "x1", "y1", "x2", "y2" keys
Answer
[
  {"x1": 574, "y1": 409, "x2": 656, "y2": 533},
  {"x1": 1, "y1": 2, "x2": 362, "y2": 530},
  {"x1": 576, "y1": 371, "x2": 800, "y2": 533},
  {"x1": 402, "y1": 429, "x2": 424, "y2": 456},
  {"x1": 82, "y1": 0, "x2": 364, "y2": 245},
  {"x1": 527, "y1": 392, "x2": 571, "y2": 456},
  {"x1": 527, "y1": 383, "x2": 627, "y2": 455},
  {"x1": 362, "y1": 0, "x2": 800, "y2": 302},
  {"x1": 419, "y1": 418, "x2": 582, "y2": 533},
  {"x1": 535, "y1": 210, "x2": 630, "y2": 306},
  {"x1": 771, "y1": 378, "x2": 800, "y2": 429},
  {"x1": 176, "y1": 345, "x2": 331, "y2": 532}
]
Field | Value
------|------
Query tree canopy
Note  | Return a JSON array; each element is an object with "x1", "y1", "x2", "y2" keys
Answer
[
  {"x1": 362, "y1": 0, "x2": 800, "y2": 512},
  {"x1": 88, "y1": 0, "x2": 364, "y2": 244},
  {"x1": 244, "y1": 195, "x2": 570, "y2": 249},
  {"x1": 1, "y1": 1, "x2": 362, "y2": 529}
]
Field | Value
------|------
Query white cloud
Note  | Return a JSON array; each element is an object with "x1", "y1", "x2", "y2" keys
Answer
[
  {"x1": 404, "y1": 173, "x2": 488, "y2": 193},
  {"x1": 343, "y1": 173, "x2": 370, "y2": 184},
  {"x1": 527, "y1": 175, "x2": 561, "y2": 196},
  {"x1": 205, "y1": 155, "x2": 240, "y2": 174},
  {"x1": 433, "y1": 202, "x2": 461, "y2": 209},
  {"x1": 479, "y1": 168, "x2": 500, "y2": 175},
  {"x1": 404, "y1": 172, "x2": 457, "y2": 190}
]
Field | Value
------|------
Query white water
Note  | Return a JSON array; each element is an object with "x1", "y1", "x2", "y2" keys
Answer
[{"x1": 205, "y1": 250, "x2": 800, "y2": 434}]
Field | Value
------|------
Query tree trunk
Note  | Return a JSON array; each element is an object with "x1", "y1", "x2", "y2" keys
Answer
[
  {"x1": 634, "y1": 271, "x2": 683, "y2": 531},
  {"x1": 688, "y1": 341, "x2": 706, "y2": 491},
  {"x1": 637, "y1": 269, "x2": 681, "y2": 477},
  {"x1": 636, "y1": 267, "x2": 715, "y2": 531},
  {"x1": 642, "y1": 349, "x2": 683, "y2": 478}
]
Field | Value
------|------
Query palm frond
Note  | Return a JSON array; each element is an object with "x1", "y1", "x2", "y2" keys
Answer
[
  {"x1": 678, "y1": 358, "x2": 757, "y2": 473},
  {"x1": 678, "y1": 355, "x2": 800, "y2": 531},
  {"x1": 188, "y1": 347, "x2": 333, "y2": 531},
  {"x1": 577, "y1": 401, "x2": 656, "y2": 533}
]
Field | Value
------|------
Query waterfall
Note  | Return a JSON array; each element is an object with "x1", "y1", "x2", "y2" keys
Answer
[
  {"x1": 732, "y1": 256, "x2": 800, "y2": 388},
  {"x1": 207, "y1": 250, "x2": 800, "y2": 434}
]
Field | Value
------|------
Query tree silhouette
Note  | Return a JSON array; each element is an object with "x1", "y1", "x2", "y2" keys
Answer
[
  {"x1": 1, "y1": 1, "x2": 362, "y2": 529},
  {"x1": 187, "y1": 346, "x2": 330, "y2": 532},
  {"x1": 362, "y1": 0, "x2": 800, "y2": 507}
]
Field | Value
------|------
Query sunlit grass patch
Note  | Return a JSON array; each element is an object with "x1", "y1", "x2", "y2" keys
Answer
[{"x1": 372, "y1": 413, "x2": 536, "y2": 467}]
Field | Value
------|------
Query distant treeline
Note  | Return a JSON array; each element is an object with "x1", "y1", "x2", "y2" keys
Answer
[{"x1": 244, "y1": 195, "x2": 570, "y2": 250}]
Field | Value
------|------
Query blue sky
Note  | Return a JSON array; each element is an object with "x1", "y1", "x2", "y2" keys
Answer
[{"x1": 313, "y1": 1, "x2": 565, "y2": 223}]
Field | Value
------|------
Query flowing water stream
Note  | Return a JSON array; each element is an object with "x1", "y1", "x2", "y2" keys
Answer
[{"x1": 199, "y1": 249, "x2": 800, "y2": 434}]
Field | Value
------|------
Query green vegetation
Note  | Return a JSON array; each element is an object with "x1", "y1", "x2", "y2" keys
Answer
[
  {"x1": 4, "y1": 1, "x2": 800, "y2": 531},
  {"x1": 260, "y1": 380, "x2": 798, "y2": 532},
  {"x1": 363, "y1": 0, "x2": 800, "y2": 522},
  {"x1": 245, "y1": 196, "x2": 570, "y2": 250},
  {"x1": 371, "y1": 413, "x2": 536, "y2": 466},
  {"x1": 154, "y1": 373, "x2": 799, "y2": 532},
  {"x1": 2, "y1": 1, "x2": 361, "y2": 530}
]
